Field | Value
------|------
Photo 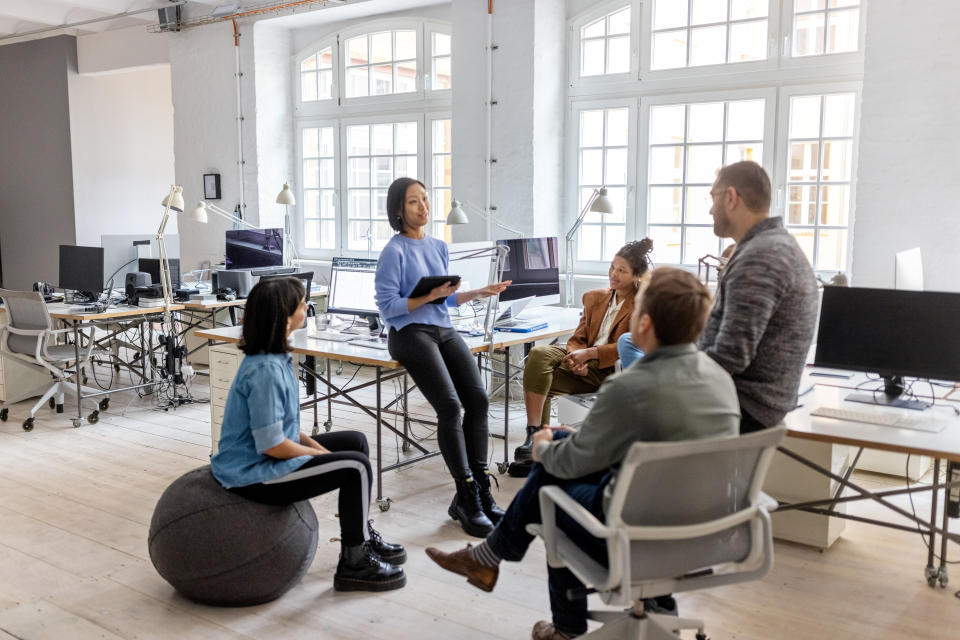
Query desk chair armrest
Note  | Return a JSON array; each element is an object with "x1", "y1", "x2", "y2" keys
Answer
[
  {"x1": 538, "y1": 485, "x2": 613, "y2": 567},
  {"x1": 621, "y1": 503, "x2": 767, "y2": 542},
  {"x1": 759, "y1": 491, "x2": 778, "y2": 513},
  {"x1": 2, "y1": 326, "x2": 46, "y2": 337}
]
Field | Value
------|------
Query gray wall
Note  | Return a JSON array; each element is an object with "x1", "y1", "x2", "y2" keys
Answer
[{"x1": 0, "y1": 35, "x2": 78, "y2": 289}]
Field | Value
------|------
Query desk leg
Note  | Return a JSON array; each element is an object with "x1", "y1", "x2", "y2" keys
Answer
[
  {"x1": 937, "y1": 458, "x2": 950, "y2": 588},
  {"x1": 375, "y1": 366, "x2": 390, "y2": 511},
  {"x1": 402, "y1": 374, "x2": 410, "y2": 452},
  {"x1": 72, "y1": 320, "x2": 83, "y2": 426},
  {"x1": 926, "y1": 459, "x2": 942, "y2": 587},
  {"x1": 502, "y1": 345, "x2": 510, "y2": 470},
  {"x1": 325, "y1": 358, "x2": 332, "y2": 432}
]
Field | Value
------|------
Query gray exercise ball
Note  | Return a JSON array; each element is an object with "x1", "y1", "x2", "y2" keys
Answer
[{"x1": 148, "y1": 465, "x2": 318, "y2": 606}]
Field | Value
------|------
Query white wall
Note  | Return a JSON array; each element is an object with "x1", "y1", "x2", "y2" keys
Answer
[
  {"x1": 77, "y1": 24, "x2": 170, "y2": 74},
  {"x1": 851, "y1": 1, "x2": 960, "y2": 291},
  {"x1": 69, "y1": 65, "x2": 177, "y2": 247}
]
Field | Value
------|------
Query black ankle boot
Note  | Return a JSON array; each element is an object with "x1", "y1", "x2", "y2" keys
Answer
[
  {"x1": 472, "y1": 467, "x2": 506, "y2": 525},
  {"x1": 513, "y1": 425, "x2": 539, "y2": 462},
  {"x1": 367, "y1": 520, "x2": 406, "y2": 565},
  {"x1": 334, "y1": 541, "x2": 406, "y2": 592},
  {"x1": 448, "y1": 475, "x2": 495, "y2": 538}
]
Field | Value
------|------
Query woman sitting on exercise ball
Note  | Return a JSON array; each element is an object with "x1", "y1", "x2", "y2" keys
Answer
[{"x1": 510, "y1": 238, "x2": 653, "y2": 476}]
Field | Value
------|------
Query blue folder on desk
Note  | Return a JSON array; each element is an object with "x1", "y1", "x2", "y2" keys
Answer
[{"x1": 495, "y1": 320, "x2": 548, "y2": 333}]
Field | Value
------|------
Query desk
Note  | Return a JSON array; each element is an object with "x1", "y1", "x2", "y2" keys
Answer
[
  {"x1": 195, "y1": 305, "x2": 581, "y2": 509},
  {"x1": 778, "y1": 384, "x2": 960, "y2": 587}
]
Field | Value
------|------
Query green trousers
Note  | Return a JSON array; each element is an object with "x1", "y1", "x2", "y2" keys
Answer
[{"x1": 522, "y1": 344, "x2": 613, "y2": 426}]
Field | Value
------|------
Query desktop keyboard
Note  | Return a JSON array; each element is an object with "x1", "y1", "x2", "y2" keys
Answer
[
  {"x1": 810, "y1": 406, "x2": 949, "y2": 433},
  {"x1": 310, "y1": 330, "x2": 353, "y2": 342},
  {"x1": 68, "y1": 304, "x2": 103, "y2": 314}
]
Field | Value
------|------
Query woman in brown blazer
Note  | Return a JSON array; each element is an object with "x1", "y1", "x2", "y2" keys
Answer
[{"x1": 511, "y1": 239, "x2": 653, "y2": 471}]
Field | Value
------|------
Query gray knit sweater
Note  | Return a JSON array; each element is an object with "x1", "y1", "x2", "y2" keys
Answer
[{"x1": 697, "y1": 216, "x2": 818, "y2": 427}]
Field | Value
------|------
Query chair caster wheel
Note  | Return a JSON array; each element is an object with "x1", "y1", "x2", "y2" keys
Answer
[
  {"x1": 695, "y1": 633, "x2": 709, "y2": 640},
  {"x1": 99, "y1": 399, "x2": 110, "y2": 411},
  {"x1": 72, "y1": 418, "x2": 82, "y2": 428},
  {"x1": 497, "y1": 462, "x2": 509, "y2": 474},
  {"x1": 323, "y1": 420, "x2": 333, "y2": 432},
  {"x1": 311, "y1": 425, "x2": 320, "y2": 436},
  {"x1": 402, "y1": 442, "x2": 411, "y2": 452},
  {"x1": 377, "y1": 497, "x2": 392, "y2": 512},
  {"x1": 22, "y1": 418, "x2": 34, "y2": 432},
  {"x1": 56, "y1": 404, "x2": 64, "y2": 414},
  {"x1": 49, "y1": 397, "x2": 56, "y2": 409},
  {"x1": 87, "y1": 410, "x2": 99, "y2": 424},
  {"x1": 0, "y1": 408, "x2": 8, "y2": 422}
]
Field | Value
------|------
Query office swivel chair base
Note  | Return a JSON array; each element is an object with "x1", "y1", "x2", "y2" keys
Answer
[
  {"x1": 0, "y1": 379, "x2": 108, "y2": 431},
  {"x1": 581, "y1": 604, "x2": 707, "y2": 640}
]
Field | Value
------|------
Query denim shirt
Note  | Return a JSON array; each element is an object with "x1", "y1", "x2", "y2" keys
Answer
[{"x1": 211, "y1": 352, "x2": 312, "y2": 488}]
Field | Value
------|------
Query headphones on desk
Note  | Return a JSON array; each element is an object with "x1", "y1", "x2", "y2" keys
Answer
[{"x1": 215, "y1": 287, "x2": 237, "y2": 302}]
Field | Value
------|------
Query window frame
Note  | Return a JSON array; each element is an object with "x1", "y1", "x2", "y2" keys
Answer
[
  {"x1": 778, "y1": 0, "x2": 867, "y2": 71},
  {"x1": 295, "y1": 118, "x2": 340, "y2": 252},
  {"x1": 568, "y1": 0, "x2": 639, "y2": 93},
  {"x1": 295, "y1": 39, "x2": 339, "y2": 111}
]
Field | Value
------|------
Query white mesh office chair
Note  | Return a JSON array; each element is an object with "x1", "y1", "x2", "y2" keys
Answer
[
  {"x1": 528, "y1": 426, "x2": 785, "y2": 640},
  {"x1": 0, "y1": 289, "x2": 108, "y2": 431}
]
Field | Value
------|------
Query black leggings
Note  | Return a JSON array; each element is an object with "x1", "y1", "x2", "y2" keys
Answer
[
  {"x1": 388, "y1": 324, "x2": 489, "y2": 478},
  {"x1": 229, "y1": 431, "x2": 372, "y2": 546}
]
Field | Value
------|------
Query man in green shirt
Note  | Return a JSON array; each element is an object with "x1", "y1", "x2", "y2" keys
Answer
[{"x1": 426, "y1": 267, "x2": 740, "y2": 640}]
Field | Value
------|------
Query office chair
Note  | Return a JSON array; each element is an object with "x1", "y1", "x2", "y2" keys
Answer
[
  {"x1": 0, "y1": 289, "x2": 108, "y2": 431},
  {"x1": 527, "y1": 426, "x2": 785, "y2": 640}
]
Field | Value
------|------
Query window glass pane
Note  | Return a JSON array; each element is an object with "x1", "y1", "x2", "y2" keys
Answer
[
  {"x1": 691, "y1": 0, "x2": 727, "y2": 25},
  {"x1": 396, "y1": 122, "x2": 418, "y2": 155},
  {"x1": 348, "y1": 158, "x2": 370, "y2": 188},
  {"x1": 604, "y1": 225, "x2": 626, "y2": 260},
  {"x1": 731, "y1": 0, "x2": 769, "y2": 20},
  {"x1": 649, "y1": 187, "x2": 683, "y2": 224},
  {"x1": 604, "y1": 186, "x2": 627, "y2": 223},
  {"x1": 726, "y1": 99, "x2": 765, "y2": 141},
  {"x1": 304, "y1": 220, "x2": 322, "y2": 249},
  {"x1": 796, "y1": 0, "x2": 827, "y2": 10},
  {"x1": 304, "y1": 189, "x2": 319, "y2": 219},
  {"x1": 826, "y1": 9, "x2": 859, "y2": 54},
  {"x1": 372, "y1": 64, "x2": 393, "y2": 95},
  {"x1": 790, "y1": 229, "x2": 816, "y2": 265},
  {"x1": 829, "y1": 0, "x2": 859, "y2": 7},
  {"x1": 607, "y1": 36, "x2": 630, "y2": 74},
  {"x1": 347, "y1": 221, "x2": 371, "y2": 251},
  {"x1": 604, "y1": 148, "x2": 628, "y2": 185},
  {"x1": 433, "y1": 56, "x2": 452, "y2": 90},
  {"x1": 395, "y1": 60, "x2": 417, "y2": 93},
  {"x1": 320, "y1": 190, "x2": 336, "y2": 218},
  {"x1": 320, "y1": 220, "x2": 335, "y2": 249},
  {"x1": 649, "y1": 105, "x2": 685, "y2": 144},
  {"x1": 605, "y1": 108, "x2": 629, "y2": 146},
  {"x1": 349, "y1": 190, "x2": 370, "y2": 217},
  {"x1": 373, "y1": 157, "x2": 393, "y2": 187},
  {"x1": 687, "y1": 102, "x2": 724, "y2": 142},
  {"x1": 318, "y1": 158, "x2": 334, "y2": 188},
  {"x1": 580, "y1": 110, "x2": 605, "y2": 147},
  {"x1": 788, "y1": 185, "x2": 817, "y2": 224},
  {"x1": 301, "y1": 54, "x2": 317, "y2": 71},
  {"x1": 820, "y1": 184, "x2": 850, "y2": 226},
  {"x1": 372, "y1": 190, "x2": 389, "y2": 219},
  {"x1": 319, "y1": 127, "x2": 334, "y2": 156},
  {"x1": 817, "y1": 229, "x2": 847, "y2": 271},
  {"x1": 823, "y1": 93, "x2": 855, "y2": 137},
  {"x1": 347, "y1": 125, "x2": 369, "y2": 155},
  {"x1": 690, "y1": 25, "x2": 727, "y2": 66},
  {"x1": 793, "y1": 12, "x2": 825, "y2": 56},
  {"x1": 371, "y1": 32, "x2": 392, "y2": 64},
  {"x1": 653, "y1": 0, "x2": 688, "y2": 30},
  {"x1": 821, "y1": 140, "x2": 853, "y2": 181},
  {"x1": 372, "y1": 124, "x2": 393, "y2": 155},
  {"x1": 648, "y1": 226, "x2": 682, "y2": 264},
  {"x1": 789, "y1": 142, "x2": 819, "y2": 181},
  {"x1": 649, "y1": 146, "x2": 684, "y2": 184},
  {"x1": 725, "y1": 142, "x2": 763, "y2": 164},
  {"x1": 686, "y1": 145, "x2": 723, "y2": 183},
  {"x1": 395, "y1": 30, "x2": 417, "y2": 59},
  {"x1": 790, "y1": 96, "x2": 821, "y2": 138},
  {"x1": 318, "y1": 70, "x2": 333, "y2": 100},
  {"x1": 728, "y1": 19, "x2": 767, "y2": 63},
  {"x1": 347, "y1": 36, "x2": 368, "y2": 66},
  {"x1": 580, "y1": 149, "x2": 604, "y2": 185},
  {"x1": 582, "y1": 16, "x2": 605, "y2": 39},
  {"x1": 433, "y1": 32, "x2": 451, "y2": 56},
  {"x1": 303, "y1": 159, "x2": 319, "y2": 188},
  {"x1": 303, "y1": 128, "x2": 319, "y2": 157},
  {"x1": 301, "y1": 72, "x2": 317, "y2": 102},
  {"x1": 685, "y1": 186, "x2": 713, "y2": 224},
  {"x1": 651, "y1": 30, "x2": 688, "y2": 70},
  {"x1": 395, "y1": 155, "x2": 417, "y2": 179},
  {"x1": 686, "y1": 226, "x2": 720, "y2": 265},
  {"x1": 319, "y1": 46, "x2": 332, "y2": 69},
  {"x1": 607, "y1": 7, "x2": 630, "y2": 34},
  {"x1": 581, "y1": 39, "x2": 605, "y2": 76},
  {"x1": 346, "y1": 67, "x2": 368, "y2": 98},
  {"x1": 578, "y1": 224, "x2": 603, "y2": 261},
  {"x1": 433, "y1": 119, "x2": 451, "y2": 153},
  {"x1": 433, "y1": 155, "x2": 452, "y2": 186}
]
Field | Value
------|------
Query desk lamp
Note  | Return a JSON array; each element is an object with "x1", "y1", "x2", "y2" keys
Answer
[
  {"x1": 189, "y1": 200, "x2": 258, "y2": 230},
  {"x1": 565, "y1": 187, "x2": 613, "y2": 307},
  {"x1": 446, "y1": 199, "x2": 522, "y2": 237},
  {"x1": 275, "y1": 182, "x2": 298, "y2": 266},
  {"x1": 157, "y1": 185, "x2": 207, "y2": 325}
]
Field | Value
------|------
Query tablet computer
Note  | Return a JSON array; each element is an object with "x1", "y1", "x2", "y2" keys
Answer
[{"x1": 409, "y1": 275, "x2": 461, "y2": 304}]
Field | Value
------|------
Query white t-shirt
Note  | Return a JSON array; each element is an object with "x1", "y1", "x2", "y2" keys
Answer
[{"x1": 592, "y1": 293, "x2": 625, "y2": 348}]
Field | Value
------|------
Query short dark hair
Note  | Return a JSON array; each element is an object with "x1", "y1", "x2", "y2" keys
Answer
[
  {"x1": 615, "y1": 238, "x2": 654, "y2": 277},
  {"x1": 386, "y1": 177, "x2": 427, "y2": 232},
  {"x1": 639, "y1": 267, "x2": 712, "y2": 345},
  {"x1": 715, "y1": 161, "x2": 771, "y2": 213},
  {"x1": 239, "y1": 276, "x2": 305, "y2": 355}
]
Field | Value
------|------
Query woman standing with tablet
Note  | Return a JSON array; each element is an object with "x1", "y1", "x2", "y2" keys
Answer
[{"x1": 375, "y1": 177, "x2": 510, "y2": 538}]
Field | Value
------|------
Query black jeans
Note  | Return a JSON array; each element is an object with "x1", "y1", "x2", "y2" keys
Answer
[
  {"x1": 388, "y1": 324, "x2": 489, "y2": 478},
  {"x1": 229, "y1": 431, "x2": 372, "y2": 546}
]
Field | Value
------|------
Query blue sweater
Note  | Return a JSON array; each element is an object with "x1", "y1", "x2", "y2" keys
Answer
[{"x1": 375, "y1": 234, "x2": 458, "y2": 331}]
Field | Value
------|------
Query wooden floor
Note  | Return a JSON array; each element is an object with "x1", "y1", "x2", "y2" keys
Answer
[{"x1": 0, "y1": 361, "x2": 958, "y2": 640}]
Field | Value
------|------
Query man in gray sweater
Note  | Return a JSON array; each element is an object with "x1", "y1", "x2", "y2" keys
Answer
[
  {"x1": 425, "y1": 268, "x2": 740, "y2": 640},
  {"x1": 700, "y1": 161, "x2": 819, "y2": 433}
]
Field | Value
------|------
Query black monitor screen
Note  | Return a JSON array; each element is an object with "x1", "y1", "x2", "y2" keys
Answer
[
  {"x1": 226, "y1": 228, "x2": 284, "y2": 269},
  {"x1": 139, "y1": 258, "x2": 180, "y2": 289},
  {"x1": 815, "y1": 286, "x2": 960, "y2": 382},
  {"x1": 495, "y1": 236, "x2": 560, "y2": 303},
  {"x1": 59, "y1": 245, "x2": 104, "y2": 297}
]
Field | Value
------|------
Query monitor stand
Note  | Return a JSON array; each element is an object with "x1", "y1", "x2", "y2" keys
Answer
[{"x1": 844, "y1": 376, "x2": 930, "y2": 411}]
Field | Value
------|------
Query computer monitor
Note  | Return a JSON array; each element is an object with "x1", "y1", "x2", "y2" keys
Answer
[
  {"x1": 328, "y1": 257, "x2": 379, "y2": 321},
  {"x1": 225, "y1": 228, "x2": 284, "y2": 269},
  {"x1": 59, "y1": 245, "x2": 105, "y2": 301},
  {"x1": 894, "y1": 247, "x2": 923, "y2": 291},
  {"x1": 495, "y1": 236, "x2": 560, "y2": 306},
  {"x1": 101, "y1": 234, "x2": 179, "y2": 290},
  {"x1": 139, "y1": 258, "x2": 181, "y2": 290},
  {"x1": 814, "y1": 286, "x2": 960, "y2": 409}
]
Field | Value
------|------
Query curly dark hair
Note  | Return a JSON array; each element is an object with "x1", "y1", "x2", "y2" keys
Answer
[
  {"x1": 386, "y1": 177, "x2": 427, "y2": 233},
  {"x1": 615, "y1": 238, "x2": 654, "y2": 277}
]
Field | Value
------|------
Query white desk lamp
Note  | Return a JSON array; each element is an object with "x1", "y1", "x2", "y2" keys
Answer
[
  {"x1": 157, "y1": 185, "x2": 206, "y2": 326},
  {"x1": 446, "y1": 199, "x2": 522, "y2": 237},
  {"x1": 189, "y1": 200, "x2": 258, "y2": 229},
  {"x1": 275, "y1": 182, "x2": 299, "y2": 266},
  {"x1": 565, "y1": 187, "x2": 613, "y2": 307}
]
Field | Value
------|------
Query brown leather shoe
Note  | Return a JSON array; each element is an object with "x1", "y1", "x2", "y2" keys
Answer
[
  {"x1": 424, "y1": 544, "x2": 499, "y2": 592},
  {"x1": 531, "y1": 621, "x2": 573, "y2": 640}
]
